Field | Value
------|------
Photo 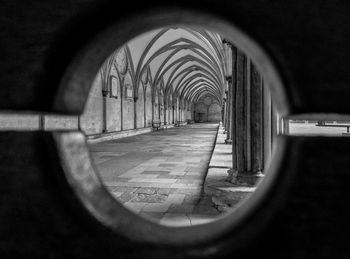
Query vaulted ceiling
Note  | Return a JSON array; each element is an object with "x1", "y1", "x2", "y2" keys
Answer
[{"x1": 104, "y1": 26, "x2": 230, "y2": 106}]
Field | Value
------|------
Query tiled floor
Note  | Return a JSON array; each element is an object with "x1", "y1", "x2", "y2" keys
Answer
[
  {"x1": 205, "y1": 126, "x2": 256, "y2": 212},
  {"x1": 289, "y1": 121, "x2": 349, "y2": 136},
  {"x1": 89, "y1": 123, "x2": 221, "y2": 226}
]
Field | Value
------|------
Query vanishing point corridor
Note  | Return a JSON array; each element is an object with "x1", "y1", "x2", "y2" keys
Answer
[{"x1": 90, "y1": 123, "x2": 220, "y2": 225}]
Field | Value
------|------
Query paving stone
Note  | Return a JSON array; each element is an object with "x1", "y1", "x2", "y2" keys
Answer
[
  {"x1": 139, "y1": 212, "x2": 164, "y2": 222},
  {"x1": 192, "y1": 205, "x2": 220, "y2": 215},
  {"x1": 166, "y1": 194, "x2": 186, "y2": 204},
  {"x1": 157, "y1": 174, "x2": 181, "y2": 179},
  {"x1": 183, "y1": 195, "x2": 201, "y2": 205},
  {"x1": 170, "y1": 183, "x2": 200, "y2": 189},
  {"x1": 142, "y1": 170, "x2": 170, "y2": 175},
  {"x1": 129, "y1": 178, "x2": 177, "y2": 184},
  {"x1": 118, "y1": 192, "x2": 136, "y2": 203},
  {"x1": 134, "y1": 187, "x2": 157, "y2": 194},
  {"x1": 142, "y1": 203, "x2": 171, "y2": 213},
  {"x1": 159, "y1": 163, "x2": 177, "y2": 167},
  {"x1": 156, "y1": 188, "x2": 172, "y2": 195},
  {"x1": 131, "y1": 193, "x2": 168, "y2": 203},
  {"x1": 170, "y1": 188, "x2": 202, "y2": 195},
  {"x1": 123, "y1": 202, "x2": 148, "y2": 213},
  {"x1": 169, "y1": 171, "x2": 186, "y2": 176},
  {"x1": 167, "y1": 204, "x2": 194, "y2": 213},
  {"x1": 176, "y1": 179, "x2": 203, "y2": 184}
]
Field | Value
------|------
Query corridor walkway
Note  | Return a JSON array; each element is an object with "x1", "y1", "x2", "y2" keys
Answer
[{"x1": 89, "y1": 123, "x2": 221, "y2": 226}]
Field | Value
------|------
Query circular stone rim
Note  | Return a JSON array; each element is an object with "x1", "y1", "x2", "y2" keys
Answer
[{"x1": 54, "y1": 7, "x2": 290, "y2": 247}]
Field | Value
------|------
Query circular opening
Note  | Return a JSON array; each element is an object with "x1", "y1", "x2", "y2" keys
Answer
[{"x1": 55, "y1": 8, "x2": 289, "y2": 247}]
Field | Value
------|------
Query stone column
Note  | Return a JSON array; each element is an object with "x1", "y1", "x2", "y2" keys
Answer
[
  {"x1": 134, "y1": 96, "x2": 138, "y2": 129},
  {"x1": 172, "y1": 105, "x2": 175, "y2": 124},
  {"x1": 225, "y1": 79, "x2": 232, "y2": 144},
  {"x1": 222, "y1": 101, "x2": 226, "y2": 126},
  {"x1": 164, "y1": 102, "x2": 167, "y2": 126},
  {"x1": 250, "y1": 62, "x2": 264, "y2": 175},
  {"x1": 151, "y1": 91, "x2": 154, "y2": 123},
  {"x1": 271, "y1": 103, "x2": 278, "y2": 145},
  {"x1": 143, "y1": 85, "x2": 147, "y2": 128},
  {"x1": 227, "y1": 46, "x2": 238, "y2": 181},
  {"x1": 263, "y1": 80, "x2": 272, "y2": 169},
  {"x1": 229, "y1": 50, "x2": 263, "y2": 186},
  {"x1": 120, "y1": 89, "x2": 123, "y2": 131},
  {"x1": 245, "y1": 58, "x2": 251, "y2": 172},
  {"x1": 223, "y1": 90, "x2": 228, "y2": 133},
  {"x1": 102, "y1": 90, "x2": 108, "y2": 133},
  {"x1": 158, "y1": 94, "x2": 161, "y2": 121},
  {"x1": 235, "y1": 50, "x2": 246, "y2": 176},
  {"x1": 77, "y1": 116, "x2": 81, "y2": 131}
]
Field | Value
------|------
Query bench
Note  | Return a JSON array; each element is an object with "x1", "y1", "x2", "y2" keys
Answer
[
  {"x1": 163, "y1": 122, "x2": 170, "y2": 129},
  {"x1": 316, "y1": 121, "x2": 350, "y2": 133},
  {"x1": 175, "y1": 120, "x2": 187, "y2": 127},
  {"x1": 152, "y1": 120, "x2": 166, "y2": 131}
]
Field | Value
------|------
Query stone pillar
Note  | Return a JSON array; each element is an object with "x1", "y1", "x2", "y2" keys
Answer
[
  {"x1": 250, "y1": 62, "x2": 264, "y2": 175},
  {"x1": 263, "y1": 80, "x2": 272, "y2": 169},
  {"x1": 158, "y1": 94, "x2": 161, "y2": 121},
  {"x1": 245, "y1": 58, "x2": 251, "y2": 172},
  {"x1": 120, "y1": 87, "x2": 124, "y2": 131},
  {"x1": 134, "y1": 96, "x2": 138, "y2": 129},
  {"x1": 223, "y1": 90, "x2": 228, "y2": 133},
  {"x1": 225, "y1": 79, "x2": 232, "y2": 144},
  {"x1": 172, "y1": 105, "x2": 175, "y2": 124},
  {"x1": 229, "y1": 51, "x2": 263, "y2": 186},
  {"x1": 235, "y1": 50, "x2": 246, "y2": 176},
  {"x1": 230, "y1": 46, "x2": 238, "y2": 174},
  {"x1": 271, "y1": 103, "x2": 278, "y2": 145},
  {"x1": 164, "y1": 102, "x2": 167, "y2": 126},
  {"x1": 102, "y1": 90, "x2": 108, "y2": 133},
  {"x1": 222, "y1": 101, "x2": 226, "y2": 126},
  {"x1": 143, "y1": 85, "x2": 147, "y2": 128},
  {"x1": 77, "y1": 116, "x2": 81, "y2": 131},
  {"x1": 151, "y1": 91, "x2": 154, "y2": 123}
]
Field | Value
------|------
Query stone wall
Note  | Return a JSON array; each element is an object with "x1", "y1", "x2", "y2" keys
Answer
[{"x1": 194, "y1": 95, "x2": 221, "y2": 122}]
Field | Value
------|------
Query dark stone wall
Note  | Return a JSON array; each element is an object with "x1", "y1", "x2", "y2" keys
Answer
[
  {"x1": 2, "y1": 0, "x2": 350, "y2": 114},
  {"x1": 2, "y1": 1, "x2": 350, "y2": 258}
]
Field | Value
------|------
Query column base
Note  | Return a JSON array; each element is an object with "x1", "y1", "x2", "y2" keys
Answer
[
  {"x1": 227, "y1": 169, "x2": 264, "y2": 186},
  {"x1": 224, "y1": 139, "x2": 232, "y2": 144}
]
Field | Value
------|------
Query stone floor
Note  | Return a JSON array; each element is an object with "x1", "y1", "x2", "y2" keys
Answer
[
  {"x1": 289, "y1": 121, "x2": 349, "y2": 136},
  {"x1": 89, "y1": 123, "x2": 221, "y2": 226},
  {"x1": 205, "y1": 126, "x2": 256, "y2": 212}
]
